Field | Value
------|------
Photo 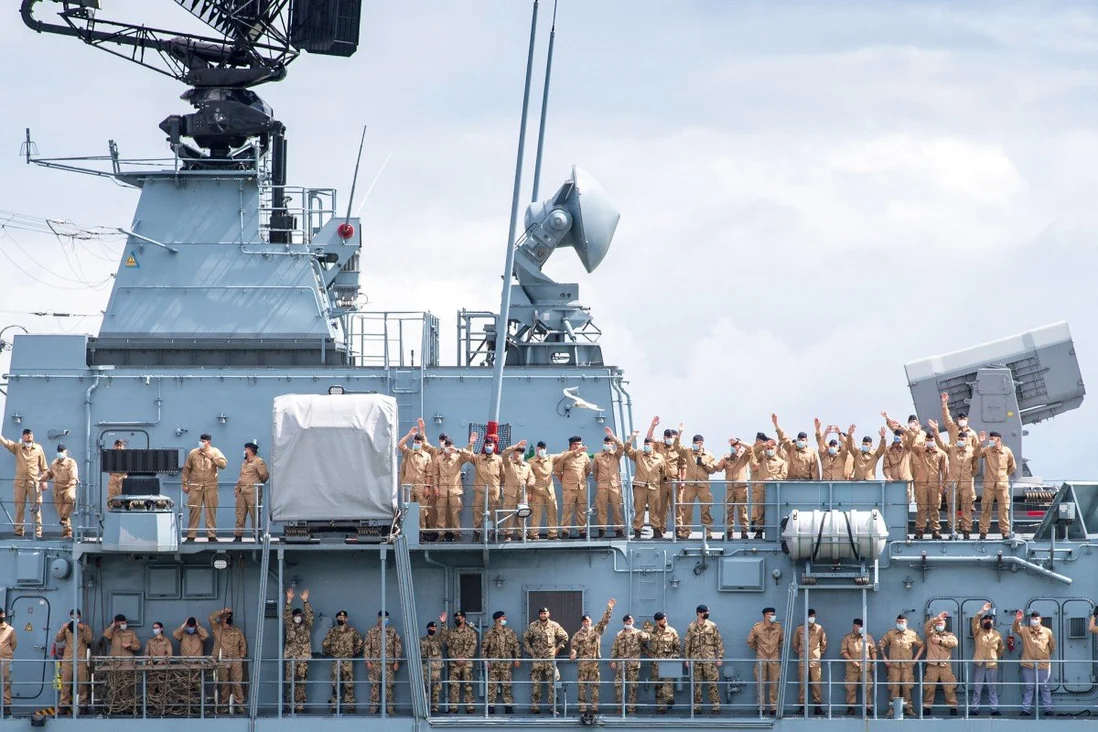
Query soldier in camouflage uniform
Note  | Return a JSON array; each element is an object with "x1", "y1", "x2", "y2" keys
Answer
[
  {"x1": 647, "y1": 611, "x2": 681, "y2": 713},
  {"x1": 420, "y1": 621, "x2": 444, "y2": 714},
  {"x1": 322, "y1": 610, "x2": 363, "y2": 713},
  {"x1": 283, "y1": 587, "x2": 314, "y2": 713},
  {"x1": 569, "y1": 598, "x2": 615, "y2": 717},
  {"x1": 684, "y1": 604, "x2": 724, "y2": 715},
  {"x1": 440, "y1": 610, "x2": 478, "y2": 713},
  {"x1": 610, "y1": 614, "x2": 650, "y2": 714},
  {"x1": 482, "y1": 610, "x2": 520, "y2": 713},
  {"x1": 523, "y1": 607, "x2": 569, "y2": 714},
  {"x1": 364, "y1": 611, "x2": 403, "y2": 715}
]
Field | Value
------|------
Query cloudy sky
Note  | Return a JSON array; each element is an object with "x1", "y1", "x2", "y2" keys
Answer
[{"x1": 1, "y1": 1, "x2": 1096, "y2": 477}]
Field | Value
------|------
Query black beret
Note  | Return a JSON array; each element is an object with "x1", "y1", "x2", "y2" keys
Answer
[
  {"x1": 653, "y1": 611, "x2": 666, "y2": 621},
  {"x1": 696, "y1": 604, "x2": 709, "y2": 613},
  {"x1": 492, "y1": 611, "x2": 505, "y2": 620}
]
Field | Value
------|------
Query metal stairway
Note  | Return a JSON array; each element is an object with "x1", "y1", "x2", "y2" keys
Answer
[
  {"x1": 395, "y1": 535, "x2": 428, "y2": 719},
  {"x1": 249, "y1": 531, "x2": 272, "y2": 726}
]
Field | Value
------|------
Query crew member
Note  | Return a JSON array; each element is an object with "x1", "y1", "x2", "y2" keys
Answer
[
  {"x1": 593, "y1": 429, "x2": 626, "y2": 538},
  {"x1": 1013, "y1": 609, "x2": 1054, "y2": 717},
  {"x1": 523, "y1": 607, "x2": 568, "y2": 714},
  {"x1": 680, "y1": 435, "x2": 720, "y2": 539},
  {"x1": 233, "y1": 442, "x2": 269, "y2": 541},
  {"x1": 56, "y1": 610, "x2": 93, "y2": 715},
  {"x1": 398, "y1": 425, "x2": 435, "y2": 536},
  {"x1": 555, "y1": 436, "x2": 593, "y2": 539},
  {"x1": 182, "y1": 434, "x2": 228, "y2": 542},
  {"x1": 322, "y1": 610, "x2": 362, "y2": 713},
  {"x1": 749, "y1": 436, "x2": 787, "y2": 538},
  {"x1": 878, "y1": 613, "x2": 923, "y2": 718},
  {"x1": 514, "y1": 440, "x2": 559, "y2": 540},
  {"x1": 483, "y1": 610, "x2": 520, "y2": 714},
  {"x1": 971, "y1": 603, "x2": 1003, "y2": 716},
  {"x1": 464, "y1": 431, "x2": 505, "y2": 542},
  {"x1": 420, "y1": 621, "x2": 443, "y2": 714},
  {"x1": 684, "y1": 604, "x2": 724, "y2": 715},
  {"x1": 773, "y1": 415, "x2": 821, "y2": 480},
  {"x1": 209, "y1": 607, "x2": 248, "y2": 713},
  {"x1": 815, "y1": 419, "x2": 851, "y2": 481},
  {"x1": 747, "y1": 607, "x2": 782, "y2": 715},
  {"x1": 910, "y1": 436, "x2": 947, "y2": 539},
  {"x1": 569, "y1": 599, "x2": 615, "y2": 719},
  {"x1": 609, "y1": 614, "x2": 649, "y2": 714},
  {"x1": 364, "y1": 611, "x2": 402, "y2": 715},
  {"x1": 845, "y1": 426, "x2": 887, "y2": 480},
  {"x1": 840, "y1": 618, "x2": 876, "y2": 716},
  {"x1": 791, "y1": 609, "x2": 827, "y2": 716},
  {"x1": 930, "y1": 420, "x2": 978, "y2": 538},
  {"x1": 284, "y1": 588, "x2": 313, "y2": 714},
  {"x1": 974, "y1": 431, "x2": 1017, "y2": 540},
  {"x1": 647, "y1": 611, "x2": 681, "y2": 714},
  {"x1": 440, "y1": 610, "x2": 478, "y2": 714},
  {"x1": 922, "y1": 611, "x2": 958, "y2": 716},
  {"x1": 107, "y1": 439, "x2": 127, "y2": 500},
  {"x1": 45, "y1": 444, "x2": 78, "y2": 539},
  {"x1": 0, "y1": 609, "x2": 15, "y2": 712},
  {"x1": 623, "y1": 433, "x2": 668, "y2": 540},
  {"x1": 0, "y1": 428, "x2": 48, "y2": 538},
  {"x1": 647, "y1": 417, "x2": 688, "y2": 539},
  {"x1": 717, "y1": 439, "x2": 753, "y2": 539},
  {"x1": 500, "y1": 447, "x2": 534, "y2": 540},
  {"x1": 429, "y1": 439, "x2": 465, "y2": 542},
  {"x1": 103, "y1": 613, "x2": 141, "y2": 714}
]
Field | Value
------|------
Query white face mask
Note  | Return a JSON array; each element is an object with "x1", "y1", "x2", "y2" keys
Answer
[
  {"x1": 153, "y1": 627, "x2": 162, "y2": 636},
  {"x1": 935, "y1": 623, "x2": 945, "y2": 632},
  {"x1": 794, "y1": 440, "x2": 806, "y2": 449},
  {"x1": 119, "y1": 623, "x2": 128, "y2": 631},
  {"x1": 603, "y1": 443, "x2": 614, "y2": 452},
  {"x1": 896, "y1": 623, "x2": 906, "y2": 631},
  {"x1": 827, "y1": 447, "x2": 838, "y2": 456},
  {"x1": 57, "y1": 451, "x2": 67, "y2": 458},
  {"x1": 958, "y1": 420, "x2": 968, "y2": 428},
  {"x1": 855, "y1": 627, "x2": 864, "y2": 636},
  {"x1": 1030, "y1": 618, "x2": 1041, "y2": 627},
  {"x1": 485, "y1": 444, "x2": 495, "y2": 454},
  {"x1": 808, "y1": 617, "x2": 816, "y2": 625},
  {"x1": 765, "y1": 449, "x2": 776, "y2": 458},
  {"x1": 537, "y1": 449, "x2": 547, "y2": 458},
  {"x1": 623, "y1": 624, "x2": 633, "y2": 631},
  {"x1": 664, "y1": 438, "x2": 674, "y2": 446},
  {"x1": 294, "y1": 616, "x2": 303, "y2": 625},
  {"x1": 765, "y1": 615, "x2": 775, "y2": 623}
]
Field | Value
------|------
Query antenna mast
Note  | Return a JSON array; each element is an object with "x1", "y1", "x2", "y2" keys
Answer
[
  {"x1": 530, "y1": 0, "x2": 558, "y2": 202},
  {"x1": 486, "y1": 0, "x2": 540, "y2": 440}
]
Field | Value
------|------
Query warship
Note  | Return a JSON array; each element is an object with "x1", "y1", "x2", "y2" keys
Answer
[{"x1": 1, "y1": 1, "x2": 1096, "y2": 730}]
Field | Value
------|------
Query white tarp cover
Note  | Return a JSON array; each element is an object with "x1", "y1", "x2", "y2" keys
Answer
[{"x1": 270, "y1": 393, "x2": 398, "y2": 522}]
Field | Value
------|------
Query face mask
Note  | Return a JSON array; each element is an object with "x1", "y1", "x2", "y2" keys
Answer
[
  {"x1": 382, "y1": 618, "x2": 389, "y2": 626},
  {"x1": 623, "y1": 624, "x2": 633, "y2": 631},
  {"x1": 765, "y1": 449, "x2": 776, "y2": 458},
  {"x1": 987, "y1": 441, "x2": 997, "y2": 448},
  {"x1": 664, "y1": 438, "x2": 674, "y2": 446},
  {"x1": 500, "y1": 619, "x2": 507, "y2": 626},
  {"x1": 702, "y1": 612, "x2": 710, "y2": 620},
  {"x1": 153, "y1": 627, "x2": 162, "y2": 636},
  {"x1": 0, "y1": 617, "x2": 6, "y2": 625},
  {"x1": 642, "y1": 444, "x2": 653, "y2": 454},
  {"x1": 58, "y1": 450, "x2": 67, "y2": 458},
  {"x1": 855, "y1": 627, "x2": 864, "y2": 636},
  {"x1": 808, "y1": 617, "x2": 816, "y2": 625},
  {"x1": 896, "y1": 623, "x2": 907, "y2": 631},
  {"x1": 827, "y1": 447, "x2": 838, "y2": 456},
  {"x1": 693, "y1": 443, "x2": 703, "y2": 452},
  {"x1": 456, "y1": 618, "x2": 464, "y2": 626},
  {"x1": 198, "y1": 442, "x2": 205, "y2": 448},
  {"x1": 186, "y1": 627, "x2": 196, "y2": 635},
  {"x1": 427, "y1": 629, "x2": 436, "y2": 636},
  {"x1": 537, "y1": 449, "x2": 547, "y2": 458},
  {"x1": 927, "y1": 444, "x2": 936, "y2": 451},
  {"x1": 892, "y1": 437, "x2": 902, "y2": 444},
  {"x1": 1030, "y1": 618, "x2": 1041, "y2": 627},
  {"x1": 958, "y1": 420, "x2": 968, "y2": 428},
  {"x1": 765, "y1": 615, "x2": 775, "y2": 623},
  {"x1": 412, "y1": 442, "x2": 422, "y2": 451},
  {"x1": 485, "y1": 445, "x2": 495, "y2": 454},
  {"x1": 935, "y1": 623, "x2": 945, "y2": 632},
  {"x1": 861, "y1": 445, "x2": 871, "y2": 453},
  {"x1": 337, "y1": 619, "x2": 346, "y2": 626},
  {"x1": 119, "y1": 623, "x2": 128, "y2": 631},
  {"x1": 908, "y1": 422, "x2": 919, "y2": 430},
  {"x1": 603, "y1": 443, "x2": 614, "y2": 452},
  {"x1": 794, "y1": 440, "x2": 806, "y2": 450},
  {"x1": 294, "y1": 616, "x2": 303, "y2": 625},
  {"x1": 982, "y1": 621, "x2": 992, "y2": 629},
  {"x1": 224, "y1": 615, "x2": 233, "y2": 626}
]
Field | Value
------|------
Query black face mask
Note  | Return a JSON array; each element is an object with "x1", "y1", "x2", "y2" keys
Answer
[
  {"x1": 702, "y1": 613, "x2": 710, "y2": 620},
  {"x1": 224, "y1": 615, "x2": 233, "y2": 626},
  {"x1": 337, "y1": 619, "x2": 346, "y2": 626},
  {"x1": 0, "y1": 616, "x2": 6, "y2": 625},
  {"x1": 455, "y1": 618, "x2": 464, "y2": 626},
  {"x1": 427, "y1": 629, "x2": 436, "y2": 637},
  {"x1": 982, "y1": 622, "x2": 993, "y2": 629}
]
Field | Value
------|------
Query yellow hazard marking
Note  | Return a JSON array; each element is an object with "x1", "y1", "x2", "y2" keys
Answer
[
  {"x1": 125, "y1": 251, "x2": 140, "y2": 268},
  {"x1": 25, "y1": 622, "x2": 33, "y2": 632},
  {"x1": 1007, "y1": 411, "x2": 1014, "y2": 417}
]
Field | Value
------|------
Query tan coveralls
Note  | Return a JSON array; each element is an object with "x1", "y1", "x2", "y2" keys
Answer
[
  {"x1": 592, "y1": 440, "x2": 626, "y2": 534},
  {"x1": 430, "y1": 450, "x2": 466, "y2": 536},
  {"x1": 555, "y1": 449, "x2": 593, "y2": 536},
  {"x1": 846, "y1": 436, "x2": 886, "y2": 481},
  {"x1": 463, "y1": 447, "x2": 504, "y2": 535},
  {"x1": 182, "y1": 445, "x2": 228, "y2": 539},
  {"x1": 974, "y1": 442, "x2": 1016, "y2": 536},
  {"x1": 840, "y1": 629, "x2": 876, "y2": 708},
  {"x1": 922, "y1": 619, "x2": 958, "y2": 709},
  {"x1": 400, "y1": 445, "x2": 434, "y2": 529},
  {"x1": 56, "y1": 622, "x2": 93, "y2": 710},
  {"x1": 501, "y1": 454, "x2": 535, "y2": 539},
  {"x1": 0, "y1": 620, "x2": 16, "y2": 707},
  {"x1": 910, "y1": 443, "x2": 946, "y2": 535},
  {"x1": 749, "y1": 447, "x2": 787, "y2": 531},
  {"x1": 234, "y1": 455, "x2": 269, "y2": 538},
  {"x1": 525, "y1": 451, "x2": 560, "y2": 539},
  {"x1": 46, "y1": 455, "x2": 79, "y2": 538},
  {"x1": 935, "y1": 432, "x2": 978, "y2": 533},
  {"x1": 721, "y1": 448, "x2": 753, "y2": 535},
  {"x1": 209, "y1": 612, "x2": 247, "y2": 709},
  {"x1": 792, "y1": 622, "x2": 827, "y2": 705},
  {"x1": 0, "y1": 436, "x2": 47, "y2": 537},
  {"x1": 680, "y1": 447, "x2": 720, "y2": 538},
  {"x1": 878, "y1": 626, "x2": 923, "y2": 715},
  {"x1": 623, "y1": 444, "x2": 666, "y2": 533},
  {"x1": 747, "y1": 619, "x2": 782, "y2": 712}
]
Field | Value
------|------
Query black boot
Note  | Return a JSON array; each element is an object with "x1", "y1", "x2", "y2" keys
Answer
[
  {"x1": 633, "y1": 529, "x2": 642, "y2": 539},
  {"x1": 505, "y1": 706, "x2": 514, "y2": 715}
]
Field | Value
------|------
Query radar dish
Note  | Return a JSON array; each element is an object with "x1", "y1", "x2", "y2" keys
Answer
[{"x1": 565, "y1": 166, "x2": 620, "y2": 273}]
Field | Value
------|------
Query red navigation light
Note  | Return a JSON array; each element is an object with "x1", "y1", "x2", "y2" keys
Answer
[{"x1": 337, "y1": 222, "x2": 355, "y2": 240}]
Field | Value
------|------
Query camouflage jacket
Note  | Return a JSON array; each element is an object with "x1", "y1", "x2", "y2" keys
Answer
[
  {"x1": 684, "y1": 619, "x2": 724, "y2": 661},
  {"x1": 523, "y1": 619, "x2": 569, "y2": 659},
  {"x1": 420, "y1": 632, "x2": 443, "y2": 662},
  {"x1": 363, "y1": 625, "x2": 403, "y2": 662},
  {"x1": 441, "y1": 622, "x2": 478, "y2": 661},
  {"x1": 570, "y1": 605, "x2": 613, "y2": 660},
  {"x1": 284, "y1": 601, "x2": 314, "y2": 658},
  {"x1": 483, "y1": 626, "x2": 520, "y2": 660},
  {"x1": 610, "y1": 627, "x2": 650, "y2": 663},
  {"x1": 322, "y1": 624, "x2": 363, "y2": 659},
  {"x1": 647, "y1": 624, "x2": 681, "y2": 659}
]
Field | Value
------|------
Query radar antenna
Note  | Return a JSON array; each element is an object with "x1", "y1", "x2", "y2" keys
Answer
[{"x1": 20, "y1": 0, "x2": 362, "y2": 165}]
